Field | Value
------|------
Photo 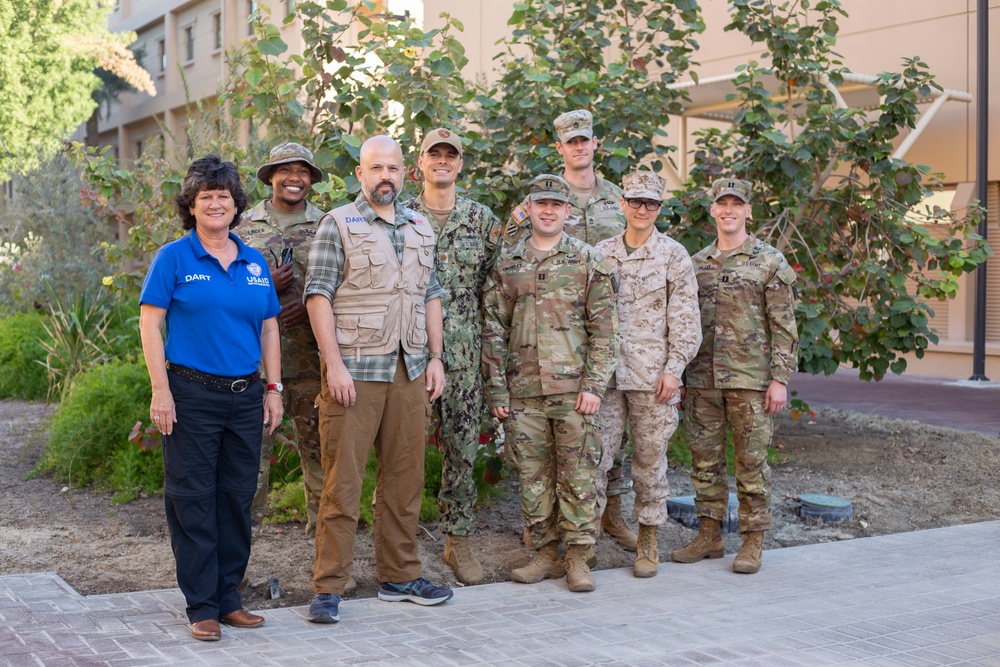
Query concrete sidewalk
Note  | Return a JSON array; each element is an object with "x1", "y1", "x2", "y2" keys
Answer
[
  {"x1": 3, "y1": 521, "x2": 999, "y2": 666},
  {"x1": 790, "y1": 369, "x2": 1000, "y2": 437}
]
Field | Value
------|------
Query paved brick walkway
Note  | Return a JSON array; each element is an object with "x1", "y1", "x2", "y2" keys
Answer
[{"x1": 3, "y1": 521, "x2": 999, "y2": 666}]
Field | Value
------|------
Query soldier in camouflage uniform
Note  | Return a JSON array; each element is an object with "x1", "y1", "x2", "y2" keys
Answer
[
  {"x1": 594, "y1": 170, "x2": 702, "y2": 578},
  {"x1": 483, "y1": 174, "x2": 619, "y2": 593},
  {"x1": 402, "y1": 128, "x2": 503, "y2": 585},
  {"x1": 503, "y1": 109, "x2": 636, "y2": 552},
  {"x1": 240, "y1": 143, "x2": 326, "y2": 545},
  {"x1": 671, "y1": 178, "x2": 798, "y2": 575}
]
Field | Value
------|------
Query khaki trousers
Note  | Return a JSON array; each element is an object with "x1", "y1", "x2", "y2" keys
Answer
[{"x1": 312, "y1": 356, "x2": 428, "y2": 593}]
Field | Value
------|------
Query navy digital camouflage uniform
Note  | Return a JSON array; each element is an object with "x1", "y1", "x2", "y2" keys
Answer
[
  {"x1": 402, "y1": 194, "x2": 503, "y2": 537},
  {"x1": 684, "y1": 233, "x2": 798, "y2": 533},
  {"x1": 503, "y1": 177, "x2": 632, "y2": 497},
  {"x1": 482, "y1": 233, "x2": 619, "y2": 548},
  {"x1": 240, "y1": 199, "x2": 325, "y2": 537}
]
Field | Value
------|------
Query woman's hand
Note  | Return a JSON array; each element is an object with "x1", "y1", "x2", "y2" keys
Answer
[
  {"x1": 150, "y1": 389, "x2": 177, "y2": 436},
  {"x1": 264, "y1": 392, "x2": 284, "y2": 435}
]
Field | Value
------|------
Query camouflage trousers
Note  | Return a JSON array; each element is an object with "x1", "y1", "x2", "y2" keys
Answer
[
  {"x1": 684, "y1": 388, "x2": 773, "y2": 533},
  {"x1": 507, "y1": 393, "x2": 600, "y2": 549},
  {"x1": 607, "y1": 433, "x2": 632, "y2": 497},
  {"x1": 435, "y1": 366, "x2": 483, "y2": 536},
  {"x1": 597, "y1": 389, "x2": 676, "y2": 526},
  {"x1": 250, "y1": 370, "x2": 324, "y2": 539}
]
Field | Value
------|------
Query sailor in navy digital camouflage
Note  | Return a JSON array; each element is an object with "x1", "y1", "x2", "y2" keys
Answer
[
  {"x1": 673, "y1": 177, "x2": 798, "y2": 575},
  {"x1": 402, "y1": 128, "x2": 503, "y2": 585},
  {"x1": 240, "y1": 142, "x2": 326, "y2": 540},
  {"x1": 483, "y1": 174, "x2": 619, "y2": 593}
]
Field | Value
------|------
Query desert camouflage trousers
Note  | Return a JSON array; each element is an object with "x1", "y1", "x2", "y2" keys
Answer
[
  {"x1": 507, "y1": 393, "x2": 600, "y2": 548},
  {"x1": 435, "y1": 366, "x2": 483, "y2": 536},
  {"x1": 597, "y1": 389, "x2": 676, "y2": 526},
  {"x1": 684, "y1": 388, "x2": 773, "y2": 533},
  {"x1": 251, "y1": 363, "x2": 323, "y2": 539}
]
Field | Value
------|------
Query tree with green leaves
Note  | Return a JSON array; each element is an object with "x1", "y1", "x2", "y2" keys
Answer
[{"x1": 0, "y1": 0, "x2": 153, "y2": 181}]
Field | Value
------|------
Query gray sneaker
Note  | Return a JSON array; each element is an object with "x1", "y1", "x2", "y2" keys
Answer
[
  {"x1": 307, "y1": 593, "x2": 341, "y2": 623},
  {"x1": 377, "y1": 578, "x2": 453, "y2": 606}
]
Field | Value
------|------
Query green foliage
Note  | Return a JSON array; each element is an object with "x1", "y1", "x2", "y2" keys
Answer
[
  {"x1": 0, "y1": 0, "x2": 141, "y2": 180},
  {"x1": 667, "y1": 420, "x2": 791, "y2": 473},
  {"x1": 37, "y1": 287, "x2": 117, "y2": 401},
  {"x1": 0, "y1": 312, "x2": 50, "y2": 400},
  {"x1": 38, "y1": 360, "x2": 162, "y2": 498},
  {"x1": 663, "y1": 0, "x2": 990, "y2": 380},
  {"x1": 267, "y1": 479, "x2": 308, "y2": 525}
]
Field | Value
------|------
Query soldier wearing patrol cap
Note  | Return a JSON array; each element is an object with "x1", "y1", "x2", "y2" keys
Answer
[
  {"x1": 241, "y1": 143, "x2": 332, "y2": 557},
  {"x1": 402, "y1": 128, "x2": 503, "y2": 585},
  {"x1": 504, "y1": 109, "x2": 637, "y2": 552},
  {"x1": 483, "y1": 174, "x2": 619, "y2": 593},
  {"x1": 671, "y1": 177, "x2": 798, "y2": 575},
  {"x1": 594, "y1": 169, "x2": 702, "y2": 578}
]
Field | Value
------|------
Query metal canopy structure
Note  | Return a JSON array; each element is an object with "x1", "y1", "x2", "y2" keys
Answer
[{"x1": 663, "y1": 70, "x2": 973, "y2": 181}]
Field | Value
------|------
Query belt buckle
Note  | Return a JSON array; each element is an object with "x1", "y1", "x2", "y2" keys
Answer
[{"x1": 231, "y1": 379, "x2": 249, "y2": 393}]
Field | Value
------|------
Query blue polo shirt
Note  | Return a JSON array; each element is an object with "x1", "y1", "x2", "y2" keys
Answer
[{"x1": 140, "y1": 231, "x2": 281, "y2": 377}]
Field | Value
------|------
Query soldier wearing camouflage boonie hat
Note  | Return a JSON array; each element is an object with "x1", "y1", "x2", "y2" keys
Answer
[
  {"x1": 710, "y1": 177, "x2": 751, "y2": 203},
  {"x1": 554, "y1": 109, "x2": 594, "y2": 143},
  {"x1": 622, "y1": 170, "x2": 667, "y2": 201},
  {"x1": 528, "y1": 173, "x2": 571, "y2": 203},
  {"x1": 256, "y1": 142, "x2": 324, "y2": 185}
]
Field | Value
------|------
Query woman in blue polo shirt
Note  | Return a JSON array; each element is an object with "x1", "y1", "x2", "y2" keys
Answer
[{"x1": 139, "y1": 155, "x2": 283, "y2": 642}]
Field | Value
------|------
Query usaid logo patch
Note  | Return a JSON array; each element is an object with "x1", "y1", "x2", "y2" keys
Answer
[
  {"x1": 248, "y1": 262, "x2": 263, "y2": 277},
  {"x1": 246, "y1": 262, "x2": 270, "y2": 287}
]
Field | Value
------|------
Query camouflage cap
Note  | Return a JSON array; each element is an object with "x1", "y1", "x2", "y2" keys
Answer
[
  {"x1": 710, "y1": 177, "x2": 751, "y2": 203},
  {"x1": 527, "y1": 173, "x2": 571, "y2": 203},
  {"x1": 622, "y1": 170, "x2": 667, "y2": 202},
  {"x1": 419, "y1": 127, "x2": 463, "y2": 156},
  {"x1": 553, "y1": 109, "x2": 594, "y2": 143},
  {"x1": 256, "y1": 142, "x2": 324, "y2": 185}
]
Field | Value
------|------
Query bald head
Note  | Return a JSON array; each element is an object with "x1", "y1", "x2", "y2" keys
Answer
[{"x1": 356, "y1": 135, "x2": 404, "y2": 206}]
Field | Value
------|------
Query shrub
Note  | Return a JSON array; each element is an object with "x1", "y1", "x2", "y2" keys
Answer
[
  {"x1": 38, "y1": 360, "x2": 162, "y2": 500},
  {"x1": 0, "y1": 311, "x2": 50, "y2": 400}
]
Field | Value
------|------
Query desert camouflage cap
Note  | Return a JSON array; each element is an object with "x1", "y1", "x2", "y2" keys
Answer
[
  {"x1": 256, "y1": 142, "x2": 324, "y2": 185},
  {"x1": 528, "y1": 173, "x2": 571, "y2": 203},
  {"x1": 622, "y1": 170, "x2": 666, "y2": 201},
  {"x1": 710, "y1": 177, "x2": 751, "y2": 203},
  {"x1": 419, "y1": 127, "x2": 463, "y2": 156},
  {"x1": 554, "y1": 109, "x2": 594, "y2": 143}
]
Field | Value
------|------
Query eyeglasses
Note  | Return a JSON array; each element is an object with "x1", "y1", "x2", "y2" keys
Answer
[{"x1": 624, "y1": 199, "x2": 661, "y2": 211}]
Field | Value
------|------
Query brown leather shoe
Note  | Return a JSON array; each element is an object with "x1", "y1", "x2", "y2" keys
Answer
[
  {"x1": 220, "y1": 609, "x2": 265, "y2": 628},
  {"x1": 191, "y1": 619, "x2": 221, "y2": 641}
]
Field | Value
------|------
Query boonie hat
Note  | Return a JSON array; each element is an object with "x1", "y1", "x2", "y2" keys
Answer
[
  {"x1": 420, "y1": 128, "x2": 463, "y2": 157},
  {"x1": 527, "y1": 174, "x2": 571, "y2": 204},
  {"x1": 622, "y1": 170, "x2": 667, "y2": 202},
  {"x1": 553, "y1": 109, "x2": 594, "y2": 143},
  {"x1": 710, "y1": 178, "x2": 751, "y2": 203},
  {"x1": 256, "y1": 142, "x2": 324, "y2": 185}
]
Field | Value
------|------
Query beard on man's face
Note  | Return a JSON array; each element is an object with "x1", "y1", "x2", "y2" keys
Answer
[{"x1": 366, "y1": 179, "x2": 398, "y2": 205}]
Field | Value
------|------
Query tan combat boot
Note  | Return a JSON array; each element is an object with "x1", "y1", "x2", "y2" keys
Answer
[
  {"x1": 564, "y1": 544, "x2": 596, "y2": 592},
  {"x1": 444, "y1": 534, "x2": 484, "y2": 585},
  {"x1": 511, "y1": 542, "x2": 564, "y2": 583},
  {"x1": 601, "y1": 495, "x2": 638, "y2": 551},
  {"x1": 633, "y1": 524, "x2": 659, "y2": 578},
  {"x1": 670, "y1": 517, "x2": 724, "y2": 563},
  {"x1": 733, "y1": 531, "x2": 764, "y2": 574}
]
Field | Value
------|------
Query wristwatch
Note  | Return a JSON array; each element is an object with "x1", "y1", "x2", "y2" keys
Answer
[
  {"x1": 266, "y1": 382, "x2": 284, "y2": 394},
  {"x1": 428, "y1": 352, "x2": 443, "y2": 360}
]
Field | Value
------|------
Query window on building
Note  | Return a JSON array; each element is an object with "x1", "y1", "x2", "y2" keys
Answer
[
  {"x1": 156, "y1": 38, "x2": 166, "y2": 75},
  {"x1": 134, "y1": 139, "x2": 144, "y2": 160},
  {"x1": 248, "y1": 0, "x2": 258, "y2": 36},
  {"x1": 184, "y1": 25, "x2": 195, "y2": 62},
  {"x1": 212, "y1": 12, "x2": 222, "y2": 51}
]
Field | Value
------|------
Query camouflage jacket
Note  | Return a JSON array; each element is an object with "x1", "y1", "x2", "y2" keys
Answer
[
  {"x1": 503, "y1": 176, "x2": 625, "y2": 247},
  {"x1": 685, "y1": 234, "x2": 798, "y2": 391},
  {"x1": 482, "y1": 233, "x2": 619, "y2": 407},
  {"x1": 239, "y1": 199, "x2": 324, "y2": 359},
  {"x1": 595, "y1": 230, "x2": 702, "y2": 391},
  {"x1": 402, "y1": 194, "x2": 503, "y2": 372}
]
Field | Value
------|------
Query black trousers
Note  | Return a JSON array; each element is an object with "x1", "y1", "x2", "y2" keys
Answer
[{"x1": 163, "y1": 371, "x2": 263, "y2": 623}]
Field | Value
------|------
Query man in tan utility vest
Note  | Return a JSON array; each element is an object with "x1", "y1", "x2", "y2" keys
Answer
[{"x1": 303, "y1": 135, "x2": 452, "y2": 624}]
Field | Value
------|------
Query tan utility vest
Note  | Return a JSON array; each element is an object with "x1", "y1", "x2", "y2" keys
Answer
[{"x1": 328, "y1": 202, "x2": 436, "y2": 360}]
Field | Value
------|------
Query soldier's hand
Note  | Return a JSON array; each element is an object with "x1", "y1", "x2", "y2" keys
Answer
[
  {"x1": 490, "y1": 405, "x2": 510, "y2": 419},
  {"x1": 575, "y1": 391, "x2": 601, "y2": 415},
  {"x1": 425, "y1": 358, "x2": 445, "y2": 401},
  {"x1": 327, "y1": 361, "x2": 356, "y2": 407},
  {"x1": 278, "y1": 299, "x2": 308, "y2": 327},
  {"x1": 272, "y1": 261, "x2": 295, "y2": 293},
  {"x1": 655, "y1": 374, "x2": 681, "y2": 404},
  {"x1": 764, "y1": 380, "x2": 787, "y2": 416}
]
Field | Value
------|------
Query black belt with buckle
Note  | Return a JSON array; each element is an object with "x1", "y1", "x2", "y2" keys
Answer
[{"x1": 166, "y1": 362, "x2": 260, "y2": 393}]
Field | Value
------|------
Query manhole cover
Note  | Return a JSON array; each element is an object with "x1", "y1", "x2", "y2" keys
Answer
[
  {"x1": 799, "y1": 493, "x2": 853, "y2": 523},
  {"x1": 667, "y1": 493, "x2": 739, "y2": 533}
]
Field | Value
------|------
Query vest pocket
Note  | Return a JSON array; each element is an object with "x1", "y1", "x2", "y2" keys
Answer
[
  {"x1": 407, "y1": 302, "x2": 428, "y2": 348},
  {"x1": 346, "y1": 253, "x2": 371, "y2": 289},
  {"x1": 336, "y1": 310, "x2": 387, "y2": 347}
]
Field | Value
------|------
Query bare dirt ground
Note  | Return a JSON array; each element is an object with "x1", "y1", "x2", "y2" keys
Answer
[{"x1": 1, "y1": 398, "x2": 998, "y2": 611}]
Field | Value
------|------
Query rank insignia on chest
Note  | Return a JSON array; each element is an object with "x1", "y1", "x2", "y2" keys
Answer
[
  {"x1": 721, "y1": 275, "x2": 729, "y2": 283},
  {"x1": 537, "y1": 272, "x2": 547, "y2": 281}
]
